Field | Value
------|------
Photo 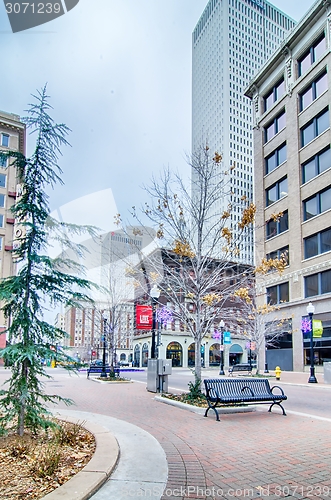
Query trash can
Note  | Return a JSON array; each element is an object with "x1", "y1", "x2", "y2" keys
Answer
[{"x1": 323, "y1": 362, "x2": 331, "y2": 384}]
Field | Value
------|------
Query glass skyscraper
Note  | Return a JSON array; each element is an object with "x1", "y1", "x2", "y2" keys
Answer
[{"x1": 192, "y1": 0, "x2": 296, "y2": 264}]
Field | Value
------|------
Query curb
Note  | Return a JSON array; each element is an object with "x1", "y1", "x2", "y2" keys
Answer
[
  {"x1": 88, "y1": 377, "x2": 133, "y2": 385},
  {"x1": 155, "y1": 395, "x2": 256, "y2": 415},
  {"x1": 43, "y1": 415, "x2": 120, "y2": 500}
]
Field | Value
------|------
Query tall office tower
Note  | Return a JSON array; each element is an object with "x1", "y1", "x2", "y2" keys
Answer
[
  {"x1": 0, "y1": 111, "x2": 26, "y2": 360},
  {"x1": 192, "y1": 0, "x2": 296, "y2": 264}
]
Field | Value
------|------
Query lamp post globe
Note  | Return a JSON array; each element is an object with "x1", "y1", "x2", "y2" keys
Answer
[
  {"x1": 219, "y1": 320, "x2": 225, "y2": 375},
  {"x1": 150, "y1": 286, "x2": 160, "y2": 359},
  {"x1": 307, "y1": 302, "x2": 317, "y2": 384}
]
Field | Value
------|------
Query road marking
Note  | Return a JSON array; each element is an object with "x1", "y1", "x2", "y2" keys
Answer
[{"x1": 257, "y1": 407, "x2": 331, "y2": 422}]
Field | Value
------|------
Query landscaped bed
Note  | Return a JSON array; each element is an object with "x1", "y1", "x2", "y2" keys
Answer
[{"x1": 0, "y1": 419, "x2": 96, "y2": 500}]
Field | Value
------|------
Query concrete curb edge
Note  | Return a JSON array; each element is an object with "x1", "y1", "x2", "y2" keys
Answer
[
  {"x1": 155, "y1": 395, "x2": 256, "y2": 414},
  {"x1": 42, "y1": 414, "x2": 120, "y2": 500}
]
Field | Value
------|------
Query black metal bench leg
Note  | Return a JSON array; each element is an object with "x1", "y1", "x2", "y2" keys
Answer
[
  {"x1": 205, "y1": 404, "x2": 220, "y2": 421},
  {"x1": 268, "y1": 402, "x2": 286, "y2": 415}
]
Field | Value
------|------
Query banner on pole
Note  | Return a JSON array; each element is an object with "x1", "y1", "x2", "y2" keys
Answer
[{"x1": 136, "y1": 305, "x2": 153, "y2": 330}]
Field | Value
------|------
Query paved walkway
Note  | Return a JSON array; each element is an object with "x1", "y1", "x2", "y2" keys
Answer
[
  {"x1": 1, "y1": 367, "x2": 330, "y2": 499},
  {"x1": 43, "y1": 369, "x2": 331, "y2": 500}
]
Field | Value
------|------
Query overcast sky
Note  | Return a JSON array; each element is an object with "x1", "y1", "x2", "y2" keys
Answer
[{"x1": 1, "y1": 0, "x2": 315, "y2": 219}]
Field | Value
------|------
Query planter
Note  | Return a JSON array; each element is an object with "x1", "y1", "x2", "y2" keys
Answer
[{"x1": 155, "y1": 395, "x2": 256, "y2": 415}]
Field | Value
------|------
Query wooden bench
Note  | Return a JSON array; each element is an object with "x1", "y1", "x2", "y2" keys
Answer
[
  {"x1": 87, "y1": 365, "x2": 120, "y2": 378},
  {"x1": 204, "y1": 378, "x2": 287, "y2": 421},
  {"x1": 228, "y1": 363, "x2": 252, "y2": 376}
]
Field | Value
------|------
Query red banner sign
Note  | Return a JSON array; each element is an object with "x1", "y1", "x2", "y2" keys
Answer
[{"x1": 136, "y1": 305, "x2": 153, "y2": 330}]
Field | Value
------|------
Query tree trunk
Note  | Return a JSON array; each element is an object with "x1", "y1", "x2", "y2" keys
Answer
[
  {"x1": 194, "y1": 337, "x2": 202, "y2": 385},
  {"x1": 18, "y1": 360, "x2": 28, "y2": 436}
]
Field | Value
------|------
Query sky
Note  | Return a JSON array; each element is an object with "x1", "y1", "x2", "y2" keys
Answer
[{"x1": 1, "y1": 0, "x2": 316, "y2": 221}]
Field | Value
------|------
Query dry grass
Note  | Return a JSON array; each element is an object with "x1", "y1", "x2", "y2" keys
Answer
[{"x1": 0, "y1": 420, "x2": 96, "y2": 500}]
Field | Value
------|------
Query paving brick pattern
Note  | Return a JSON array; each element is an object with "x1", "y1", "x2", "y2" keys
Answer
[
  {"x1": 1, "y1": 369, "x2": 330, "y2": 499},
  {"x1": 41, "y1": 373, "x2": 331, "y2": 500}
]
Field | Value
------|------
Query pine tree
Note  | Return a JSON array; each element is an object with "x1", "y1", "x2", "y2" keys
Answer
[{"x1": 0, "y1": 86, "x2": 95, "y2": 436}]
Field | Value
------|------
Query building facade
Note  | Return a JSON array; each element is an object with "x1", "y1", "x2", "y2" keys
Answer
[
  {"x1": 64, "y1": 302, "x2": 134, "y2": 364},
  {"x1": 192, "y1": 0, "x2": 296, "y2": 264},
  {"x1": 0, "y1": 111, "x2": 26, "y2": 362},
  {"x1": 245, "y1": 0, "x2": 331, "y2": 371},
  {"x1": 132, "y1": 248, "x2": 255, "y2": 369}
]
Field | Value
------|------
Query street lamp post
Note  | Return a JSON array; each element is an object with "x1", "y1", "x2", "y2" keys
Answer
[
  {"x1": 219, "y1": 320, "x2": 225, "y2": 375},
  {"x1": 248, "y1": 341, "x2": 252, "y2": 371},
  {"x1": 150, "y1": 285, "x2": 160, "y2": 359},
  {"x1": 101, "y1": 317, "x2": 108, "y2": 378},
  {"x1": 307, "y1": 302, "x2": 318, "y2": 384},
  {"x1": 264, "y1": 346, "x2": 269, "y2": 373}
]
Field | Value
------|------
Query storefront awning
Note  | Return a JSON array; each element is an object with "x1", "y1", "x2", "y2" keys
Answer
[{"x1": 229, "y1": 344, "x2": 243, "y2": 354}]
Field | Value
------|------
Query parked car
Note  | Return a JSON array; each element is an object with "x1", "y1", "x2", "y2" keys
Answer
[{"x1": 90, "y1": 359, "x2": 103, "y2": 366}]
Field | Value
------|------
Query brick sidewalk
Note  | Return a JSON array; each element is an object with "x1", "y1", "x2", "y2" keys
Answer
[{"x1": 39, "y1": 372, "x2": 331, "y2": 500}]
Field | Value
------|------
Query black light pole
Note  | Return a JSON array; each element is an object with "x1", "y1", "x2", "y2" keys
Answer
[
  {"x1": 249, "y1": 341, "x2": 252, "y2": 370},
  {"x1": 101, "y1": 318, "x2": 107, "y2": 378},
  {"x1": 150, "y1": 286, "x2": 160, "y2": 359},
  {"x1": 264, "y1": 345, "x2": 269, "y2": 373},
  {"x1": 307, "y1": 302, "x2": 318, "y2": 383},
  {"x1": 219, "y1": 320, "x2": 225, "y2": 375}
]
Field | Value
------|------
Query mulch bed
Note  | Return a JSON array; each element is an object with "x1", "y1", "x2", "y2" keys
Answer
[{"x1": 0, "y1": 420, "x2": 96, "y2": 500}]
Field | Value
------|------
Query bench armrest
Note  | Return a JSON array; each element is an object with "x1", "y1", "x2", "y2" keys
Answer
[
  {"x1": 241, "y1": 386, "x2": 254, "y2": 396},
  {"x1": 270, "y1": 385, "x2": 286, "y2": 396}
]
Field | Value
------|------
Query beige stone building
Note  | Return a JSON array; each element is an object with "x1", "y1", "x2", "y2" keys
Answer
[
  {"x1": 245, "y1": 0, "x2": 331, "y2": 371},
  {"x1": 0, "y1": 111, "x2": 26, "y2": 360}
]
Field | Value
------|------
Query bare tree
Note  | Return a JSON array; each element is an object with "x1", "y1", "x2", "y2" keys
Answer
[
  {"x1": 127, "y1": 144, "x2": 257, "y2": 383},
  {"x1": 232, "y1": 248, "x2": 289, "y2": 373}
]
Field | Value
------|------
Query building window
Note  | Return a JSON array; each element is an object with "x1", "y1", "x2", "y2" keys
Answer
[
  {"x1": 303, "y1": 187, "x2": 331, "y2": 220},
  {"x1": 0, "y1": 194, "x2": 5, "y2": 208},
  {"x1": 264, "y1": 78, "x2": 285, "y2": 111},
  {"x1": 0, "y1": 174, "x2": 6, "y2": 188},
  {"x1": 298, "y1": 34, "x2": 326, "y2": 77},
  {"x1": 305, "y1": 269, "x2": 331, "y2": 297},
  {"x1": 299, "y1": 71, "x2": 327, "y2": 111},
  {"x1": 301, "y1": 108, "x2": 329, "y2": 147},
  {"x1": 266, "y1": 177, "x2": 288, "y2": 206},
  {"x1": 267, "y1": 282, "x2": 289, "y2": 304},
  {"x1": 267, "y1": 245, "x2": 289, "y2": 265},
  {"x1": 304, "y1": 227, "x2": 331, "y2": 259},
  {"x1": 1, "y1": 134, "x2": 9, "y2": 147},
  {"x1": 264, "y1": 110, "x2": 286, "y2": 142},
  {"x1": 0, "y1": 215, "x2": 3, "y2": 228},
  {"x1": 266, "y1": 210, "x2": 288, "y2": 239},
  {"x1": 302, "y1": 147, "x2": 331, "y2": 184},
  {"x1": 0, "y1": 237, "x2": 2, "y2": 251},
  {"x1": 0, "y1": 156, "x2": 7, "y2": 168},
  {"x1": 265, "y1": 143, "x2": 286, "y2": 174}
]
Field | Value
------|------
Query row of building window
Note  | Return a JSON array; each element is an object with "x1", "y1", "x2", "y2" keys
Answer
[
  {"x1": 266, "y1": 224, "x2": 331, "y2": 266},
  {"x1": 263, "y1": 33, "x2": 326, "y2": 113},
  {"x1": 267, "y1": 185, "x2": 331, "y2": 234},
  {"x1": 266, "y1": 224, "x2": 331, "y2": 265},
  {"x1": 267, "y1": 267, "x2": 331, "y2": 304},
  {"x1": 265, "y1": 70, "x2": 328, "y2": 143},
  {"x1": 265, "y1": 108, "x2": 330, "y2": 177}
]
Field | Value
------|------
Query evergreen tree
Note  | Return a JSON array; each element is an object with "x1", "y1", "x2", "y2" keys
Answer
[{"x1": 0, "y1": 86, "x2": 95, "y2": 436}]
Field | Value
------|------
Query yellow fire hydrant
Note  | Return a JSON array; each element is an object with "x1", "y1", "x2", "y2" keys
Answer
[{"x1": 275, "y1": 366, "x2": 281, "y2": 380}]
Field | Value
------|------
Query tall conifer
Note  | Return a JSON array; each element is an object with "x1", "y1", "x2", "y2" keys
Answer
[{"x1": 0, "y1": 86, "x2": 95, "y2": 436}]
